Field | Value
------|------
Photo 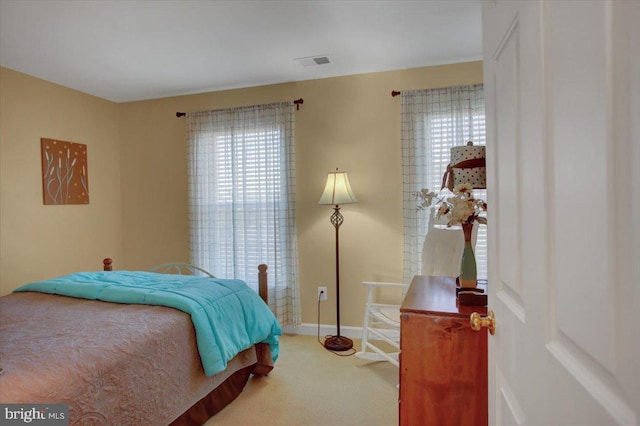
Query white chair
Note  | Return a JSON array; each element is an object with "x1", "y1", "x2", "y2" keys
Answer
[{"x1": 356, "y1": 208, "x2": 477, "y2": 366}]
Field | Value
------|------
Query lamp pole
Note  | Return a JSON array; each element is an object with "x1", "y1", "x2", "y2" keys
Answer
[{"x1": 324, "y1": 204, "x2": 353, "y2": 351}]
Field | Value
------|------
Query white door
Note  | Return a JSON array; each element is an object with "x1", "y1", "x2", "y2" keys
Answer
[{"x1": 482, "y1": 1, "x2": 639, "y2": 425}]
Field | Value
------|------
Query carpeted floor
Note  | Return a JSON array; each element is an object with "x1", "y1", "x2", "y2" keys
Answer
[{"x1": 205, "y1": 333, "x2": 398, "y2": 425}]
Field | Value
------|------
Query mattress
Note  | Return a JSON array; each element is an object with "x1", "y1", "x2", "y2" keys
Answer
[{"x1": 0, "y1": 292, "x2": 262, "y2": 424}]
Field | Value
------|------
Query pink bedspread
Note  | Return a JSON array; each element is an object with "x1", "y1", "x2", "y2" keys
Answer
[{"x1": 0, "y1": 292, "x2": 257, "y2": 425}]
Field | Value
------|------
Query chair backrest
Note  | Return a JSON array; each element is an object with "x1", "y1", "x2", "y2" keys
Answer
[{"x1": 421, "y1": 208, "x2": 478, "y2": 277}]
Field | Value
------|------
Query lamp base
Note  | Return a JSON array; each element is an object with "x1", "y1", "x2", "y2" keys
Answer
[{"x1": 324, "y1": 335, "x2": 353, "y2": 351}]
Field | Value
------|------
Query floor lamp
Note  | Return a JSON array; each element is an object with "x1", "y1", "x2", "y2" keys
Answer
[{"x1": 318, "y1": 169, "x2": 357, "y2": 351}]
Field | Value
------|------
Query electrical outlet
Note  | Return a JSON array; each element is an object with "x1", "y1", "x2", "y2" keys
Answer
[{"x1": 317, "y1": 286, "x2": 327, "y2": 301}]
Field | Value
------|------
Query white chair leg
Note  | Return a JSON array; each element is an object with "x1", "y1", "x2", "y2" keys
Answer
[{"x1": 359, "y1": 288, "x2": 374, "y2": 353}]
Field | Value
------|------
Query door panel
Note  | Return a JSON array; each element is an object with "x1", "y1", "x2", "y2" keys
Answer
[
  {"x1": 550, "y1": 1, "x2": 614, "y2": 372},
  {"x1": 494, "y1": 16, "x2": 523, "y2": 304},
  {"x1": 483, "y1": 1, "x2": 639, "y2": 425},
  {"x1": 497, "y1": 371, "x2": 526, "y2": 425}
]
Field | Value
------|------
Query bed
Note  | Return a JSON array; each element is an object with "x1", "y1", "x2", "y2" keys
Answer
[{"x1": 0, "y1": 259, "x2": 281, "y2": 425}]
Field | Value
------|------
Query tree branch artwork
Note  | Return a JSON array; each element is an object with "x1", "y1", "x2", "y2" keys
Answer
[{"x1": 41, "y1": 138, "x2": 89, "y2": 205}]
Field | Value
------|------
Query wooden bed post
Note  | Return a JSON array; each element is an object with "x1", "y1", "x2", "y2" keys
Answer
[
  {"x1": 258, "y1": 264, "x2": 268, "y2": 305},
  {"x1": 254, "y1": 265, "x2": 274, "y2": 377},
  {"x1": 103, "y1": 258, "x2": 113, "y2": 271}
]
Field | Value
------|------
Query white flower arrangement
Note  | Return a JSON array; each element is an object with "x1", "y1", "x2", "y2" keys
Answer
[{"x1": 416, "y1": 183, "x2": 487, "y2": 227}]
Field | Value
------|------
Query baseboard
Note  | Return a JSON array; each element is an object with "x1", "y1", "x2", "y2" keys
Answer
[{"x1": 281, "y1": 323, "x2": 363, "y2": 339}]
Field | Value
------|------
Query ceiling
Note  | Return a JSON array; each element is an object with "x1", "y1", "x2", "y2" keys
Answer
[{"x1": 0, "y1": 0, "x2": 482, "y2": 103}]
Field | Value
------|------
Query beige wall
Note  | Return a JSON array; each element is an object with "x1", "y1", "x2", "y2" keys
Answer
[
  {"x1": 118, "y1": 61, "x2": 483, "y2": 326},
  {"x1": 1, "y1": 62, "x2": 482, "y2": 327},
  {"x1": 0, "y1": 67, "x2": 123, "y2": 294}
]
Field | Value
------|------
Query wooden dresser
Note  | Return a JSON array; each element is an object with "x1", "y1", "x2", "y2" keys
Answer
[{"x1": 399, "y1": 275, "x2": 488, "y2": 426}]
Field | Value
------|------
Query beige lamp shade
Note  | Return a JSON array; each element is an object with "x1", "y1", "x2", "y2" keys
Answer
[{"x1": 318, "y1": 171, "x2": 357, "y2": 205}]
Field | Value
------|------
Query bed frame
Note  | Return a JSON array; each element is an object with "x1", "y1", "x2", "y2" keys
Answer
[{"x1": 103, "y1": 258, "x2": 269, "y2": 305}]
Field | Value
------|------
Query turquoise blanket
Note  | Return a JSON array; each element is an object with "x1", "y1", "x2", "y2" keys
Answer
[{"x1": 14, "y1": 271, "x2": 281, "y2": 377}]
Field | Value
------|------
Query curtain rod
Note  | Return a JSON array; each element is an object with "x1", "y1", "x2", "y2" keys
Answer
[
  {"x1": 176, "y1": 98, "x2": 304, "y2": 118},
  {"x1": 391, "y1": 91, "x2": 401, "y2": 97}
]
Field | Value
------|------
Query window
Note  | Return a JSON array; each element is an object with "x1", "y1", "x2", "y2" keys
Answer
[
  {"x1": 187, "y1": 102, "x2": 300, "y2": 326},
  {"x1": 401, "y1": 84, "x2": 487, "y2": 282}
]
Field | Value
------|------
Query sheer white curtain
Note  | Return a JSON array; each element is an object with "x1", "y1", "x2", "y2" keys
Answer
[
  {"x1": 401, "y1": 84, "x2": 487, "y2": 283},
  {"x1": 187, "y1": 101, "x2": 300, "y2": 326}
]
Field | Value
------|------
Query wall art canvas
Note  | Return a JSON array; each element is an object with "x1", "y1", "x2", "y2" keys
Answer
[{"x1": 41, "y1": 138, "x2": 89, "y2": 205}]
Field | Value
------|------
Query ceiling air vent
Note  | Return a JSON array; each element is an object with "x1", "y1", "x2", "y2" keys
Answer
[{"x1": 294, "y1": 55, "x2": 331, "y2": 67}]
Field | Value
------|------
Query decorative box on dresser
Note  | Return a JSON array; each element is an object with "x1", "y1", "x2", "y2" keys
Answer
[{"x1": 399, "y1": 275, "x2": 488, "y2": 426}]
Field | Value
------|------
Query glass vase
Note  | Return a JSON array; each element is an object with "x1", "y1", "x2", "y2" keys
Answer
[{"x1": 459, "y1": 223, "x2": 477, "y2": 288}]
